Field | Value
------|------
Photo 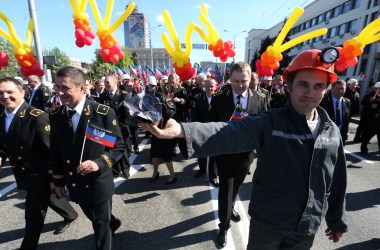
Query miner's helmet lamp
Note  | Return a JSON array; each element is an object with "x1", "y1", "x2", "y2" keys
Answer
[{"x1": 283, "y1": 48, "x2": 338, "y2": 84}]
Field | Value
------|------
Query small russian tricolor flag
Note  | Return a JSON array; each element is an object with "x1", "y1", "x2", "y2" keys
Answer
[{"x1": 86, "y1": 124, "x2": 116, "y2": 148}]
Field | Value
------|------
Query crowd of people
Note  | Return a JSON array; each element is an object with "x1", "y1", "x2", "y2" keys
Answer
[{"x1": 0, "y1": 48, "x2": 379, "y2": 249}]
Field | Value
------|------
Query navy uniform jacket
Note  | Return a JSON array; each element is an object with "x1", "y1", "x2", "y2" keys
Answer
[
  {"x1": 320, "y1": 92, "x2": 351, "y2": 143},
  {"x1": 50, "y1": 99, "x2": 125, "y2": 205},
  {"x1": 0, "y1": 102, "x2": 51, "y2": 191},
  {"x1": 29, "y1": 84, "x2": 52, "y2": 111}
]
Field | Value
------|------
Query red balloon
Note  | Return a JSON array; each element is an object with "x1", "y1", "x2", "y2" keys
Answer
[
  {"x1": 83, "y1": 36, "x2": 93, "y2": 46},
  {"x1": 21, "y1": 67, "x2": 31, "y2": 77},
  {"x1": 0, "y1": 51, "x2": 9, "y2": 60},
  {"x1": 262, "y1": 67, "x2": 273, "y2": 77},
  {"x1": 335, "y1": 63, "x2": 347, "y2": 72},
  {"x1": 220, "y1": 56, "x2": 227, "y2": 62},
  {"x1": 86, "y1": 30, "x2": 96, "y2": 39},
  {"x1": 255, "y1": 60, "x2": 262, "y2": 69},
  {"x1": 110, "y1": 54, "x2": 119, "y2": 63},
  {"x1": 227, "y1": 49, "x2": 235, "y2": 57},
  {"x1": 75, "y1": 29, "x2": 85, "y2": 39},
  {"x1": 75, "y1": 39, "x2": 85, "y2": 47},
  {"x1": 346, "y1": 57, "x2": 358, "y2": 67},
  {"x1": 208, "y1": 44, "x2": 214, "y2": 51},
  {"x1": 118, "y1": 51, "x2": 125, "y2": 59}
]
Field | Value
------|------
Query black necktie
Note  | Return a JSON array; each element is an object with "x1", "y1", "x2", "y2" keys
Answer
[
  {"x1": 237, "y1": 95, "x2": 242, "y2": 106},
  {"x1": 335, "y1": 100, "x2": 341, "y2": 127},
  {"x1": 109, "y1": 92, "x2": 113, "y2": 99},
  {"x1": 68, "y1": 109, "x2": 76, "y2": 120}
]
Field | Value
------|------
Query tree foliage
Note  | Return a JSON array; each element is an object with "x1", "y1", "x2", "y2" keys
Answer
[
  {"x1": 250, "y1": 36, "x2": 274, "y2": 72},
  {"x1": 43, "y1": 47, "x2": 71, "y2": 81},
  {"x1": 0, "y1": 37, "x2": 20, "y2": 77}
]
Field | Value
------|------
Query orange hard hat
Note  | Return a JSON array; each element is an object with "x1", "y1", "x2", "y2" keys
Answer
[{"x1": 283, "y1": 49, "x2": 337, "y2": 83}]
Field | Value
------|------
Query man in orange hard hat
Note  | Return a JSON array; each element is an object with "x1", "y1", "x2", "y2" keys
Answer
[{"x1": 141, "y1": 48, "x2": 348, "y2": 249}]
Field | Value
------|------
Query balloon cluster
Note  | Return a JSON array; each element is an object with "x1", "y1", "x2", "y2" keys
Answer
[
  {"x1": 0, "y1": 52, "x2": 9, "y2": 69},
  {"x1": 334, "y1": 18, "x2": 380, "y2": 72},
  {"x1": 255, "y1": 46, "x2": 283, "y2": 77},
  {"x1": 98, "y1": 33, "x2": 125, "y2": 62},
  {"x1": 208, "y1": 39, "x2": 235, "y2": 62},
  {"x1": 173, "y1": 59, "x2": 195, "y2": 81},
  {"x1": 334, "y1": 40, "x2": 362, "y2": 72},
  {"x1": 0, "y1": 12, "x2": 44, "y2": 77},
  {"x1": 73, "y1": 13, "x2": 96, "y2": 47},
  {"x1": 88, "y1": 0, "x2": 135, "y2": 62},
  {"x1": 15, "y1": 48, "x2": 44, "y2": 77},
  {"x1": 255, "y1": 7, "x2": 327, "y2": 77}
]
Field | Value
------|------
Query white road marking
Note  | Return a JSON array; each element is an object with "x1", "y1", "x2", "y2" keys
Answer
[{"x1": 344, "y1": 149, "x2": 375, "y2": 164}]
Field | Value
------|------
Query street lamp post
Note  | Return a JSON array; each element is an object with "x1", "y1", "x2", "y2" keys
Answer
[
  {"x1": 150, "y1": 24, "x2": 162, "y2": 69},
  {"x1": 224, "y1": 30, "x2": 247, "y2": 62}
]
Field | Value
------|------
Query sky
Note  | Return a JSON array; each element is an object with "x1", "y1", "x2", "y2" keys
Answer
[{"x1": 0, "y1": 0, "x2": 315, "y2": 65}]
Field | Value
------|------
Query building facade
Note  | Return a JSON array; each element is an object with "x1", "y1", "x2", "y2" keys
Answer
[
  {"x1": 124, "y1": 6, "x2": 150, "y2": 49},
  {"x1": 129, "y1": 48, "x2": 171, "y2": 69},
  {"x1": 245, "y1": 0, "x2": 380, "y2": 83}
]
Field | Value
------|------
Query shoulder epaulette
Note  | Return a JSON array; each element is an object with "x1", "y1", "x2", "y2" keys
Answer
[
  {"x1": 50, "y1": 106, "x2": 63, "y2": 115},
  {"x1": 257, "y1": 92, "x2": 266, "y2": 98},
  {"x1": 96, "y1": 104, "x2": 110, "y2": 115},
  {"x1": 30, "y1": 108, "x2": 43, "y2": 117},
  {"x1": 344, "y1": 97, "x2": 351, "y2": 103},
  {"x1": 194, "y1": 94, "x2": 201, "y2": 99}
]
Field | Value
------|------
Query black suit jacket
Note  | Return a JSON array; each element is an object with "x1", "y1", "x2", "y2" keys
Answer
[
  {"x1": 320, "y1": 92, "x2": 351, "y2": 143},
  {"x1": 50, "y1": 99, "x2": 125, "y2": 205},
  {"x1": 98, "y1": 89, "x2": 127, "y2": 125},
  {"x1": 210, "y1": 86, "x2": 267, "y2": 171},
  {"x1": 29, "y1": 84, "x2": 52, "y2": 111},
  {"x1": 191, "y1": 92, "x2": 213, "y2": 123},
  {"x1": 0, "y1": 102, "x2": 51, "y2": 191}
]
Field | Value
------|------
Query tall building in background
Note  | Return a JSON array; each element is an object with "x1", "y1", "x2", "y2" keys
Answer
[{"x1": 124, "y1": 4, "x2": 149, "y2": 48}]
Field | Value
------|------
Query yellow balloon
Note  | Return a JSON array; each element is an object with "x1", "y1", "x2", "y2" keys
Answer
[
  {"x1": 279, "y1": 28, "x2": 327, "y2": 53},
  {"x1": 108, "y1": 2, "x2": 135, "y2": 34},
  {"x1": 162, "y1": 10, "x2": 181, "y2": 51},
  {"x1": 89, "y1": 0, "x2": 105, "y2": 31},
  {"x1": 162, "y1": 33, "x2": 179, "y2": 58},
  {"x1": 273, "y1": 7, "x2": 304, "y2": 48}
]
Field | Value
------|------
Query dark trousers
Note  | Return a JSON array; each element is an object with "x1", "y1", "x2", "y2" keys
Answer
[
  {"x1": 129, "y1": 125, "x2": 139, "y2": 150},
  {"x1": 21, "y1": 192, "x2": 78, "y2": 250},
  {"x1": 113, "y1": 126, "x2": 131, "y2": 177},
  {"x1": 80, "y1": 199, "x2": 115, "y2": 250},
  {"x1": 217, "y1": 160, "x2": 250, "y2": 230},
  {"x1": 361, "y1": 122, "x2": 380, "y2": 153},
  {"x1": 247, "y1": 219, "x2": 315, "y2": 250},
  {"x1": 198, "y1": 156, "x2": 217, "y2": 180}
]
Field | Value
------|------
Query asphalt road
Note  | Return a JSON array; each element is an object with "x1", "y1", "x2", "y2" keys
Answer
[{"x1": 0, "y1": 122, "x2": 379, "y2": 250}]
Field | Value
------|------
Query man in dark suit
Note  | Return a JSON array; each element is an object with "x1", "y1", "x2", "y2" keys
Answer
[
  {"x1": 50, "y1": 67, "x2": 125, "y2": 250},
  {"x1": 0, "y1": 77, "x2": 78, "y2": 250},
  {"x1": 123, "y1": 77, "x2": 140, "y2": 153},
  {"x1": 250, "y1": 72, "x2": 270, "y2": 110},
  {"x1": 90, "y1": 79, "x2": 105, "y2": 102},
  {"x1": 210, "y1": 62, "x2": 267, "y2": 247},
  {"x1": 99, "y1": 75, "x2": 131, "y2": 178},
  {"x1": 191, "y1": 78, "x2": 219, "y2": 187},
  {"x1": 167, "y1": 74, "x2": 188, "y2": 123},
  {"x1": 320, "y1": 79, "x2": 351, "y2": 145},
  {"x1": 26, "y1": 75, "x2": 52, "y2": 111}
]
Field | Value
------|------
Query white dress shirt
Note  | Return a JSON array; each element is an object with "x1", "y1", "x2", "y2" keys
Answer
[
  {"x1": 66, "y1": 96, "x2": 86, "y2": 133},
  {"x1": 4, "y1": 101, "x2": 24, "y2": 133}
]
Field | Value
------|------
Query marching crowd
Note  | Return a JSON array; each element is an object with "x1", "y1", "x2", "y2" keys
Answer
[{"x1": 0, "y1": 48, "x2": 379, "y2": 249}]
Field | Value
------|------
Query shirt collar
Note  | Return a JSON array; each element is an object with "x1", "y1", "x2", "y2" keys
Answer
[
  {"x1": 66, "y1": 96, "x2": 86, "y2": 115},
  {"x1": 4, "y1": 101, "x2": 24, "y2": 116},
  {"x1": 332, "y1": 94, "x2": 342, "y2": 103},
  {"x1": 32, "y1": 83, "x2": 41, "y2": 91},
  {"x1": 232, "y1": 89, "x2": 248, "y2": 99}
]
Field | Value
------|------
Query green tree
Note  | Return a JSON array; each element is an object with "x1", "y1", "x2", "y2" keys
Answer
[
  {"x1": 43, "y1": 47, "x2": 71, "y2": 82},
  {"x1": 249, "y1": 36, "x2": 274, "y2": 73},
  {"x1": 0, "y1": 37, "x2": 20, "y2": 77},
  {"x1": 249, "y1": 49, "x2": 260, "y2": 72}
]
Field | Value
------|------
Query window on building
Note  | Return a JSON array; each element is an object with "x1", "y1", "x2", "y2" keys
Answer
[
  {"x1": 370, "y1": 11, "x2": 379, "y2": 21},
  {"x1": 248, "y1": 41, "x2": 251, "y2": 47},
  {"x1": 329, "y1": 26, "x2": 338, "y2": 38},
  {"x1": 305, "y1": 20, "x2": 310, "y2": 29},
  {"x1": 339, "y1": 23, "x2": 347, "y2": 34},
  {"x1": 325, "y1": 10, "x2": 332, "y2": 21},
  {"x1": 333, "y1": 6, "x2": 341, "y2": 18},
  {"x1": 311, "y1": 17, "x2": 317, "y2": 26},
  {"x1": 374, "y1": 0, "x2": 379, "y2": 6},
  {"x1": 300, "y1": 23, "x2": 305, "y2": 32},
  {"x1": 323, "y1": 32, "x2": 328, "y2": 40},
  {"x1": 353, "y1": 0, "x2": 362, "y2": 8},
  {"x1": 342, "y1": 1, "x2": 352, "y2": 13},
  {"x1": 317, "y1": 14, "x2": 325, "y2": 24},
  {"x1": 348, "y1": 19, "x2": 358, "y2": 33},
  {"x1": 248, "y1": 49, "x2": 251, "y2": 62},
  {"x1": 367, "y1": 0, "x2": 372, "y2": 9}
]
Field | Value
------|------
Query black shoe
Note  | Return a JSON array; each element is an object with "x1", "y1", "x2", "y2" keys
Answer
[
  {"x1": 231, "y1": 209, "x2": 241, "y2": 222},
  {"x1": 164, "y1": 176, "x2": 177, "y2": 185},
  {"x1": 217, "y1": 229, "x2": 227, "y2": 247},
  {"x1": 54, "y1": 219, "x2": 76, "y2": 235},
  {"x1": 247, "y1": 171, "x2": 252, "y2": 175},
  {"x1": 110, "y1": 218, "x2": 122, "y2": 235},
  {"x1": 209, "y1": 178, "x2": 219, "y2": 187},
  {"x1": 194, "y1": 170, "x2": 205, "y2": 178},
  {"x1": 360, "y1": 147, "x2": 369, "y2": 156},
  {"x1": 353, "y1": 137, "x2": 361, "y2": 143},
  {"x1": 149, "y1": 172, "x2": 159, "y2": 182},
  {"x1": 134, "y1": 148, "x2": 140, "y2": 154},
  {"x1": 122, "y1": 172, "x2": 130, "y2": 179}
]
